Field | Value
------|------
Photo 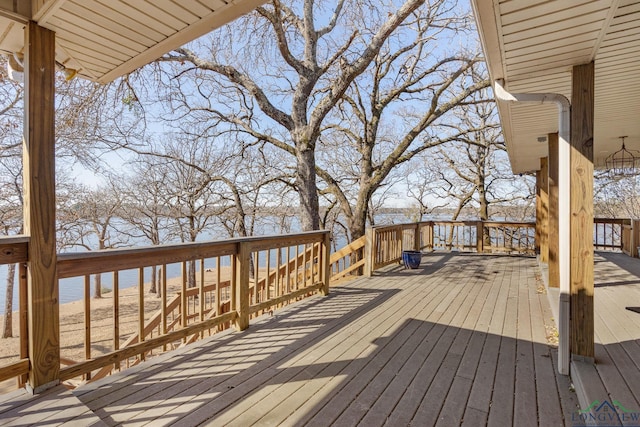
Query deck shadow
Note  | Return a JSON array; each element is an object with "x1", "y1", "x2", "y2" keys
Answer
[
  {"x1": 70, "y1": 257, "x2": 580, "y2": 426},
  {"x1": 75, "y1": 317, "x2": 579, "y2": 426},
  {"x1": 72, "y1": 285, "x2": 401, "y2": 424}
]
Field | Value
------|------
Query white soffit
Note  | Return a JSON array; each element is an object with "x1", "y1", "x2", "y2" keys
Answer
[
  {"x1": 0, "y1": 0, "x2": 266, "y2": 83},
  {"x1": 472, "y1": 0, "x2": 640, "y2": 173}
]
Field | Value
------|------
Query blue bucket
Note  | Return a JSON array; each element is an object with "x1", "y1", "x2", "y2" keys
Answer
[{"x1": 402, "y1": 250, "x2": 422, "y2": 269}]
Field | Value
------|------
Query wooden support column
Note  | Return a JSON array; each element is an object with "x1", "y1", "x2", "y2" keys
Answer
[
  {"x1": 414, "y1": 223, "x2": 421, "y2": 251},
  {"x1": 536, "y1": 157, "x2": 549, "y2": 262},
  {"x1": 548, "y1": 133, "x2": 560, "y2": 287},
  {"x1": 23, "y1": 22, "x2": 60, "y2": 393},
  {"x1": 539, "y1": 157, "x2": 549, "y2": 262},
  {"x1": 535, "y1": 169, "x2": 543, "y2": 255},
  {"x1": 570, "y1": 62, "x2": 595, "y2": 359}
]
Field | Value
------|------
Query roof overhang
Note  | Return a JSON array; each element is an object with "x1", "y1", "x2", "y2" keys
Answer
[
  {"x1": 471, "y1": 0, "x2": 640, "y2": 174},
  {"x1": 0, "y1": 0, "x2": 266, "y2": 84}
]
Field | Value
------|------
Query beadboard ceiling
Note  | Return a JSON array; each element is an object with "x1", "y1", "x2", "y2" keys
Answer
[
  {"x1": 0, "y1": 0, "x2": 265, "y2": 83},
  {"x1": 471, "y1": 0, "x2": 640, "y2": 173}
]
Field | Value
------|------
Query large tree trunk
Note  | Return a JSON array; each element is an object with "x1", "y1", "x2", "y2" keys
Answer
[
  {"x1": 477, "y1": 176, "x2": 492, "y2": 250},
  {"x1": 94, "y1": 274, "x2": 102, "y2": 299},
  {"x1": 296, "y1": 147, "x2": 320, "y2": 231},
  {"x1": 188, "y1": 260, "x2": 196, "y2": 288},
  {"x1": 349, "y1": 207, "x2": 368, "y2": 242},
  {"x1": 2, "y1": 263, "x2": 15, "y2": 338},
  {"x1": 150, "y1": 266, "x2": 157, "y2": 295}
]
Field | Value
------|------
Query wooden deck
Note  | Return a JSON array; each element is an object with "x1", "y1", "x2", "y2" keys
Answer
[
  {"x1": 0, "y1": 253, "x2": 581, "y2": 426},
  {"x1": 570, "y1": 252, "x2": 640, "y2": 423}
]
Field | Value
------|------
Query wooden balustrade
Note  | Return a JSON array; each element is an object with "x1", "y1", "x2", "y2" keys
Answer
[
  {"x1": 593, "y1": 218, "x2": 630, "y2": 251},
  {"x1": 55, "y1": 231, "x2": 330, "y2": 385},
  {"x1": 1, "y1": 217, "x2": 639, "y2": 393},
  {"x1": 0, "y1": 237, "x2": 30, "y2": 389},
  {"x1": 328, "y1": 236, "x2": 366, "y2": 283},
  {"x1": 363, "y1": 220, "x2": 537, "y2": 275}
]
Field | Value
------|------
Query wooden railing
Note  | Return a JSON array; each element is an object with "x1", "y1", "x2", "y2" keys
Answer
[
  {"x1": 594, "y1": 218, "x2": 630, "y2": 251},
  {"x1": 621, "y1": 219, "x2": 640, "y2": 257},
  {"x1": 328, "y1": 236, "x2": 366, "y2": 283},
  {"x1": 365, "y1": 220, "x2": 537, "y2": 272},
  {"x1": 0, "y1": 237, "x2": 29, "y2": 389},
  {"x1": 55, "y1": 231, "x2": 330, "y2": 385},
  {"x1": 2, "y1": 217, "x2": 640, "y2": 392}
]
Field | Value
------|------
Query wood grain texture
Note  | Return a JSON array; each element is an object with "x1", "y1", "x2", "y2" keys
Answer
[
  {"x1": 570, "y1": 61, "x2": 595, "y2": 358},
  {"x1": 234, "y1": 242, "x2": 251, "y2": 331},
  {"x1": 0, "y1": 237, "x2": 29, "y2": 264},
  {"x1": 57, "y1": 232, "x2": 328, "y2": 278},
  {"x1": 24, "y1": 22, "x2": 60, "y2": 392}
]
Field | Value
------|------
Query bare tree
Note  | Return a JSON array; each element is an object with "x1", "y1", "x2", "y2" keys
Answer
[
  {"x1": 58, "y1": 181, "x2": 129, "y2": 298},
  {"x1": 316, "y1": 4, "x2": 489, "y2": 240},
  {"x1": 0, "y1": 56, "x2": 24, "y2": 338},
  {"x1": 595, "y1": 173, "x2": 640, "y2": 218},
  {"x1": 0, "y1": 157, "x2": 23, "y2": 338},
  {"x1": 155, "y1": 0, "x2": 436, "y2": 231},
  {"x1": 409, "y1": 93, "x2": 533, "y2": 223},
  {"x1": 118, "y1": 160, "x2": 175, "y2": 295}
]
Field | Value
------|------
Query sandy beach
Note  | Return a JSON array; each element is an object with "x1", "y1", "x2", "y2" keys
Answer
[{"x1": 0, "y1": 269, "x2": 237, "y2": 392}]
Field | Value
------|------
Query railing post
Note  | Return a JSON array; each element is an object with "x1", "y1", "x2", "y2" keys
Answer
[
  {"x1": 234, "y1": 241, "x2": 251, "y2": 331},
  {"x1": 414, "y1": 223, "x2": 421, "y2": 251},
  {"x1": 321, "y1": 231, "x2": 331, "y2": 295},
  {"x1": 476, "y1": 221, "x2": 484, "y2": 253},
  {"x1": 364, "y1": 228, "x2": 374, "y2": 277},
  {"x1": 428, "y1": 221, "x2": 434, "y2": 250}
]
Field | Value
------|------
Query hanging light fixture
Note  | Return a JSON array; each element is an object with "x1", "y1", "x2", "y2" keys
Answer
[{"x1": 605, "y1": 136, "x2": 640, "y2": 177}]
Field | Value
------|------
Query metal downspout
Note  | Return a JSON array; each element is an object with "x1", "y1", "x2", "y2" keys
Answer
[{"x1": 493, "y1": 79, "x2": 571, "y2": 375}]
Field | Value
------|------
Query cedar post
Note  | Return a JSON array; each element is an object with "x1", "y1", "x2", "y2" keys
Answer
[
  {"x1": 414, "y1": 223, "x2": 421, "y2": 251},
  {"x1": 234, "y1": 241, "x2": 251, "y2": 331},
  {"x1": 548, "y1": 133, "x2": 560, "y2": 287},
  {"x1": 539, "y1": 157, "x2": 549, "y2": 262},
  {"x1": 23, "y1": 22, "x2": 60, "y2": 393},
  {"x1": 570, "y1": 62, "x2": 595, "y2": 359},
  {"x1": 364, "y1": 228, "x2": 374, "y2": 277}
]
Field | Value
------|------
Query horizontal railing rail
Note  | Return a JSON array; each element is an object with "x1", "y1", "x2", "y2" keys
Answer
[{"x1": 329, "y1": 236, "x2": 366, "y2": 283}]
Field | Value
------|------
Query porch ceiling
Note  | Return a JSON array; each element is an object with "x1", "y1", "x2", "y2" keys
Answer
[
  {"x1": 0, "y1": 0, "x2": 265, "y2": 84},
  {"x1": 471, "y1": 0, "x2": 640, "y2": 174}
]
